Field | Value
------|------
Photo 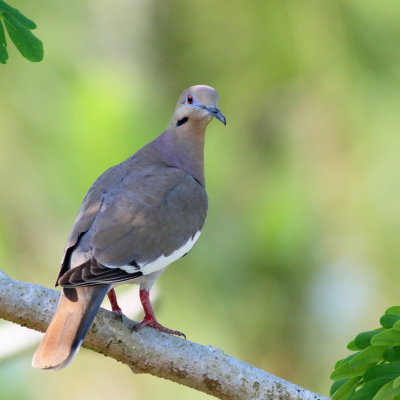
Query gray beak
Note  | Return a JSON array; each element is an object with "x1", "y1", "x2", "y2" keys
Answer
[{"x1": 206, "y1": 107, "x2": 227, "y2": 125}]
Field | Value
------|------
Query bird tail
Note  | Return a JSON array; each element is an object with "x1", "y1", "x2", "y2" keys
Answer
[{"x1": 32, "y1": 285, "x2": 110, "y2": 370}]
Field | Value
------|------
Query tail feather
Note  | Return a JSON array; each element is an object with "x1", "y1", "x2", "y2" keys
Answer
[{"x1": 32, "y1": 285, "x2": 110, "y2": 370}]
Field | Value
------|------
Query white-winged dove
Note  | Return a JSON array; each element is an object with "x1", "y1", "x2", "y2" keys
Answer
[{"x1": 32, "y1": 85, "x2": 226, "y2": 370}]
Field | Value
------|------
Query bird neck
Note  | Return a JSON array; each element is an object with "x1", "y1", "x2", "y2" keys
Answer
[{"x1": 156, "y1": 120, "x2": 207, "y2": 186}]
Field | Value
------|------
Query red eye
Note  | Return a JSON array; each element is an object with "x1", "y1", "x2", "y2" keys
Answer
[{"x1": 187, "y1": 95, "x2": 194, "y2": 104}]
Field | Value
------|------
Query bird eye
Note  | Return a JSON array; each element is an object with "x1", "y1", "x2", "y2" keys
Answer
[{"x1": 187, "y1": 95, "x2": 194, "y2": 105}]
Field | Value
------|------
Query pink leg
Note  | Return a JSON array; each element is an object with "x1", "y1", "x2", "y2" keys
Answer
[
  {"x1": 133, "y1": 289, "x2": 186, "y2": 338},
  {"x1": 107, "y1": 288, "x2": 124, "y2": 321}
]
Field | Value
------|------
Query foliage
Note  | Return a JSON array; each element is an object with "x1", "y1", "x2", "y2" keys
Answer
[
  {"x1": 2, "y1": 0, "x2": 400, "y2": 399},
  {"x1": 331, "y1": 307, "x2": 400, "y2": 400},
  {"x1": 0, "y1": 0, "x2": 43, "y2": 63}
]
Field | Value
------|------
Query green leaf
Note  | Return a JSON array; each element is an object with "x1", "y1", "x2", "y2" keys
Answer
[
  {"x1": 381, "y1": 315, "x2": 400, "y2": 329},
  {"x1": 332, "y1": 377, "x2": 358, "y2": 400},
  {"x1": 393, "y1": 321, "x2": 400, "y2": 332},
  {"x1": 352, "y1": 378, "x2": 393, "y2": 400},
  {"x1": 336, "y1": 359, "x2": 344, "y2": 369},
  {"x1": 0, "y1": 0, "x2": 36, "y2": 29},
  {"x1": 0, "y1": 19, "x2": 7, "y2": 64},
  {"x1": 331, "y1": 360, "x2": 374, "y2": 380},
  {"x1": 348, "y1": 340, "x2": 362, "y2": 351},
  {"x1": 384, "y1": 347, "x2": 400, "y2": 362},
  {"x1": 349, "y1": 346, "x2": 387, "y2": 367},
  {"x1": 331, "y1": 379, "x2": 350, "y2": 396},
  {"x1": 3, "y1": 12, "x2": 42, "y2": 62},
  {"x1": 372, "y1": 378, "x2": 400, "y2": 400},
  {"x1": 393, "y1": 376, "x2": 400, "y2": 389},
  {"x1": 372, "y1": 330, "x2": 400, "y2": 347},
  {"x1": 355, "y1": 329, "x2": 385, "y2": 350},
  {"x1": 385, "y1": 307, "x2": 400, "y2": 316},
  {"x1": 336, "y1": 353, "x2": 361, "y2": 369},
  {"x1": 364, "y1": 362, "x2": 400, "y2": 382}
]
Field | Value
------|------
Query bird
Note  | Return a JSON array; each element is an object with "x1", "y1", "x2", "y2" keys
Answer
[{"x1": 32, "y1": 85, "x2": 226, "y2": 370}]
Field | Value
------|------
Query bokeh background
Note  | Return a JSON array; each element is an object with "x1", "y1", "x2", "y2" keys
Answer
[{"x1": 1, "y1": 0, "x2": 400, "y2": 398}]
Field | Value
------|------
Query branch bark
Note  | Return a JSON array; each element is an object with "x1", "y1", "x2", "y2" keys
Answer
[{"x1": 0, "y1": 270, "x2": 328, "y2": 400}]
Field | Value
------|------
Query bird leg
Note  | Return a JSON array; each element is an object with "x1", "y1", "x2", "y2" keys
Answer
[
  {"x1": 107, "y1": 288, "x2": 124, "y2": 321},
  {"x1": 133, "y1": 289, "x2": 186, "y2": 338}
]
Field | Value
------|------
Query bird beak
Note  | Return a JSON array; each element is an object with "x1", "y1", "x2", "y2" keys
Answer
[{"x1": 206, "y1": 107, "x2": 227, "y2": 125}]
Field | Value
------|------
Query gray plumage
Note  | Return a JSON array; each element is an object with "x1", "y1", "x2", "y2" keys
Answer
[
  {"x1": 59, "y1": 151, "x2": 207, "y2": 285},
  {"x1": 32, "y1": 85, "x2": 225, "y2": 370}
]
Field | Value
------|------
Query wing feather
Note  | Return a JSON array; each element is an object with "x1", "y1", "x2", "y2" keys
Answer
[
  {"x1": 58, "y1": 258, "x2": 142, "y2": 287},
  {"x1": 57, "y1": 156, "x2": 207, "y2": 287}
]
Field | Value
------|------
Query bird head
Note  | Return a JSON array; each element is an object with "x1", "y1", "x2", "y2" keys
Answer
[{"x1": 173, "y1": 85, "x2": 226, "y2": 127}]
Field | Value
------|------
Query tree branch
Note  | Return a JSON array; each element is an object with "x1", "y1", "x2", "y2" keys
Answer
[{"x1": 0, "y1": 270, "x2": 328, "y2": 400}]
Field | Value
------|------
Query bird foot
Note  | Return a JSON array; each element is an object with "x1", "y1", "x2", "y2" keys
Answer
[
  {"x1": 107, "y1": 288, "x2": 125, "y2": 322},
  {"x1": 112, "y1": 309, "x2": 125, "y2": 322},
  {"x1": 133, "y1": 318, "x2": 186, "y2": 338}
]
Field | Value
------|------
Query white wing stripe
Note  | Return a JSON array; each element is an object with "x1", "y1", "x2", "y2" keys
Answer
[{"x1": 105, "y1": 231, "x2": 201, "y2": 275}]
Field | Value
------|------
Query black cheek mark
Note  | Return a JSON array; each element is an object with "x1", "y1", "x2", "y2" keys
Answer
[{"x1": 176, "y1": 117, "x2": 189, "y2": 127}]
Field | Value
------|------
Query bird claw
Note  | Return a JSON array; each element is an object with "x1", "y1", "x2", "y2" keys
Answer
[
  {"x1": 132, "y1": 319, "x2": 186, "y2": 338},
  {"x1": 112, "y1": 309, "x2": 125, "y2": 322}
]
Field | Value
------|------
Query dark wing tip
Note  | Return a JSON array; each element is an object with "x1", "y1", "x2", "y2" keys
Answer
[{"x1": 58, "y1": 258, "x2": 143, "y2": 287}]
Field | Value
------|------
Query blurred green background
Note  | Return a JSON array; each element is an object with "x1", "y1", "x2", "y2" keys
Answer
[{"x1": 1, "y1": 0, "x2": 400, "y2": 398}]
